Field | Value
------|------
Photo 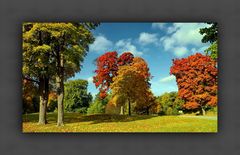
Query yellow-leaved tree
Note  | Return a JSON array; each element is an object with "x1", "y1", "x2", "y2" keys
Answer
[{"x1": 110, "y1": 57, "x2": 152, "y2": 115}]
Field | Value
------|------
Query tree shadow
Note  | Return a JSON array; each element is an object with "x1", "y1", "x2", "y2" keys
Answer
[
  {"x1": 22, "y1": 113, "x2": 157, "y2": 125},
  {"x1": 78, "y1": 114, "x2": 157, "y2": 124}
]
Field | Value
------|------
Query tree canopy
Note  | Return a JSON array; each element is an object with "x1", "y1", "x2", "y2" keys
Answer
[
  {"x1": 64, "y1": 79, "x2": 92, "y2": 113},
  {"x1": 110, "y1": 57, "x2": 152, "y2": 115},
  {"x1": 199, "y1": 22, "x2": 218, "y2": 60},
  {"x1": 170, "y1": 53, "x2": 217, "y2": 115},
  {"x1": 22, "y1": 22, "x2": 98, "y2": 125},
  {"x1": 93, "y1": 51, "x2": 134, "y2": 99}
]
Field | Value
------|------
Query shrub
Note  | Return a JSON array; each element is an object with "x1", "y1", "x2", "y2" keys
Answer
[{"x1": 87, "y1": 101, "x2": 105, "y2": 114}]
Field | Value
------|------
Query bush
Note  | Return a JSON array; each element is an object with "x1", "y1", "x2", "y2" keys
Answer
[
  {"x1": 156, "y1": 92, "x2": 184, "y2": 115},
  {"x1": 87, "y1": 101, "x2": 105, "y2": 114},
  {"x1": 75, "y1": 107, "x2": 88, "y2": 114},
  {"x1": 166, "y1": 107, "x2": 173, "y2": 115}
]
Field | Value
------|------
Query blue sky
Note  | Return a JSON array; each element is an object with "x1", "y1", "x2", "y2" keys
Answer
[{"x1": 70, "y1": 22, "x2": 210, "y2": 97}]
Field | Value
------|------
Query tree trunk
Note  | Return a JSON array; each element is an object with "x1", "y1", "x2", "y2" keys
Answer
[
  {"x1": 38, "y1": 77, "x2": 49, "y2": 125},
  {"x1": 146, "y1": 107, "x2": 149, "y2": 115},
  {"x1": 56, "y1": 53, "x2": 64, "y2": 126},
  {"x1": 128, "y1": 98, "x2": 131, "y2": 116},
  {"x1": 200, "y1": 107, "x2": 206, "y2": 116},
  {"x1": 120, "y1": 105, "x2": 124, "y2": 115}
]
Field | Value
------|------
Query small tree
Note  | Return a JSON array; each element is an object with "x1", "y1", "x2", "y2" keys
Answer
[{"x1": 64, "y1": 79, "x2": 92, "y2": 113}]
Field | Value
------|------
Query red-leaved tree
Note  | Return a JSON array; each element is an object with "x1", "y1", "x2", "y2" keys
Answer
[
  {"x1": 170, "y1": 53, "x2": 217, "y2": 115},
  {"x1": 93, "y1": 51, "x2": 134, "y2": 99}
]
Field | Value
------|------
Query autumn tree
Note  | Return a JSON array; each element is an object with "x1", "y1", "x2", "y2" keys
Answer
[
  {"x1": 22, "y1": 23, "x2": 98, "y2": 126},
  {"x1": 199, "y1": 22, "x2": 218, "y2": 60},
  {"x1": 134, "y1": 90, "x2": 157, "y2": 115},
  {"x1": 93, "y1": 52, "x2": 134, "y2": 99},
  {"x1": 110, "y1": 57, "x2": 151, "y2": 116},
  {"x1": 22, "y1": 79, "x2": 39, "y2": 113},
  {"x1": 170, "y1": 53, "x2": 217, "y2": 115},
  {"x1": 23, "y1": 23, "x2": 56, "y2": 124}
]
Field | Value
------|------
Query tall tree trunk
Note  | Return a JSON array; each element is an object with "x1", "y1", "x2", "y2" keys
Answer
[
  {"x1": 56, "y1": 53, "x2": 64, "y2": 126},
  {"x1": 38, "y1": 77, "x2": 49, "y2": 125},
  {"x1": 200, "y1": 107, "x2": 206, "y2": 116},
  {"x1": 128, "y1": 98, "x2": 131, "y2": 116}
]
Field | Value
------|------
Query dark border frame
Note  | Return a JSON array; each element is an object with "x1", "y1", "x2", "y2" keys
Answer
[{"x1": 0, "y1": 0, "x2": 239, "y2": 155}]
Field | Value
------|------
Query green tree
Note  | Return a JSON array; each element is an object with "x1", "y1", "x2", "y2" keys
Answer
[
  {"x1": 23, "y1": 23, "x2": 56, "y2": 124},
  {"x1": 64, "y1": 79, "x2": 92, "y2": 113},
  {"x1": 23, "y1": 23, "x2": 99, "y2": 126},
  {"x1": 156, "y1": 92, "x2": 184, "y2": 115},
  {"x1": 199, "y1": 22, "x2": 218, "y2": 60},
  {"x1": 87, "y1": 93, "x2": 110, "y2": 114}
]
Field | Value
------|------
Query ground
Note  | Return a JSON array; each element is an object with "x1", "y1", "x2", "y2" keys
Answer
[{"x1": 22, "y1": 112, "x2": 217, "y2": 133}]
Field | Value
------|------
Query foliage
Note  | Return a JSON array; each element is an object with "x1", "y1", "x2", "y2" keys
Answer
[
  {"x1": 93, "y1": 51, "x2": 118, "y2": 98},
  {"x1": 134, "y1": 90, "x2": 157, "y2": 115},
  {"x1": 64, "y1": 79, "x2": 92, "y2": 113},
  {"x1": 170, "y1": 53, "x2": 217, "y2": 114},
  {"x1": 117, "y1": 52, "x2": 134, "y2": 66},
  {"x1": 23, "y1": 23, "x2": 99, "y2": 125},
  {"x1": 87, "y1": 93, "x2": 111, "y2": 114},
  {"x1": 22, "y1": 79, "x2": 39, "y2": 113},
  {"x1": 110, "y1": 57, "x2": 152, "y2": 115},
  {"x1": 93, "y1": 52, "x2": 134, "y2": 99},
  {"x1": 199, "y1": 22, "x2": 218, "y2": 60},
  {"x1": 105, "y1": 94, "x2": 127, "y2": 114},
  {"x1": 23, "y1": 22, "x2": 99, "y2": 79},
  {"x1": 156, "y1": 92, "x2": 184, "y2": 115},
  {"x1": 87, "y1": 100, "x2": 106, "y2": 114},
  {"x1": 205, "y1": 41, "x2": 217, "y2": 60},
  {"x1": 47, "y1": 92, "x2": 57, "y2": 112},
  {"x1": 199, "y1": 22, "x2": 218, "y2": 44}
]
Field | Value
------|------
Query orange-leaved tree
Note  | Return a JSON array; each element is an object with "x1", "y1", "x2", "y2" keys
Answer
[{"x1": 170, "y1": 53, "x2": 217, "y2": 115}]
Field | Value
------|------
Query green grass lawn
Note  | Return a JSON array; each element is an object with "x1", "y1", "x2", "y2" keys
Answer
[{"x1": 22, "y1": 112, "x2": 217, "y2": 133}]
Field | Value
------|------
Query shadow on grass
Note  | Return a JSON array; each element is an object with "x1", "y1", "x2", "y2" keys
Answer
[{"x1": 22, "y1": 113, "x2": 157, "y2": 124}]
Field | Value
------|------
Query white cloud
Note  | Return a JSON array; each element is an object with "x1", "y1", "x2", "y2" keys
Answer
[
  {"x1": 152, "y1": 23, "x2": 178, "y2": 34},
  {"x1": 166, "y1": 26, "x2": 178, "y2": 34},
  {"x1": 160, "y1": 23, "x2": 210, "y2": 57},
  {"x1": 89, "y1": 35, "x2": 113, "y2": 53},
  {"x1": 152, "y1": 23, "x2": 166, "y2": 29},
  {"x1": 172, "y1": 46, "x2": 188, "y2": 57},
  {"x1": 116, "y1": 39, "x2": 143, "y2": 56},
  {"x1": 159, "y1": 75, "x2": 176, "y2": 83},
  {"x1": 160, "y1": 36, "x2": 175, "y2": 51},
  {"x1": 87, "y1": 77, "x2": 93, "y2": 83},
  {"x1": 138, "y1": 32, "x2": 158, "y2": 45}
]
